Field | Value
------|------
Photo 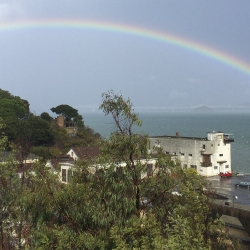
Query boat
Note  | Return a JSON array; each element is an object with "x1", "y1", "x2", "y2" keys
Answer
[
  {"x1": 219, "y1": 172, "x2": 232, "y2": 178},
  {"x1": 235, "y1": 181, "x2": 250, "y2": 188}
]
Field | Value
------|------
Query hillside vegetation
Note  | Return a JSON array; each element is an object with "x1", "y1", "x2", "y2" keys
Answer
[
  {"x1": 0, "y1": 90, "x2": 240, "y2": 249},
  {"x1": 0, "y1": 88, "x2": 101, "y2": 159}
]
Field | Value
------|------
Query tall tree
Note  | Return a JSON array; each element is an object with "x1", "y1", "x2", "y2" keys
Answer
[
  {"x1": 0, "y1": 88, "x2": 29, "y2": 119},
  {"x1": 40, "y1": 112, "x2": 53, "y2": 123},
  {"x1": 10, "y1": 91, "x2": 237, "y2": 249},
  {"x1": 50, "y1": 104, "x2": 78, "y2": 121}
]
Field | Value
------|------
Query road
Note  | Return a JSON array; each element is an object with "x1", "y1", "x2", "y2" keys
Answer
[{"x1": 207, "y1": 175, "x2": 250, "y2": 207}]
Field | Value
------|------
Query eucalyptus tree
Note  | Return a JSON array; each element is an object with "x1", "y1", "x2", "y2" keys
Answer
[{"x1": 23, "y1": 91, "x2": 238, "y2": 249}]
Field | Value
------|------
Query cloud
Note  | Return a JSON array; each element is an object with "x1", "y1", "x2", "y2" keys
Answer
[
  {"x1": 0, "y1": 2, "x2": 25, "y2": 20},
  {"x1": 0, "y1": 3, "x2": 11, "y2": 20}
]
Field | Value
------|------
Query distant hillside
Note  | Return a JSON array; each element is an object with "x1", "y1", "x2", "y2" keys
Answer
[{"x1": 193, "y1": 106, "x2": 213, "y2": 112}]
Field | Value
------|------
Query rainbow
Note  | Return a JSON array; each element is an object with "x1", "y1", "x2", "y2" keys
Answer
[{"x1": 1, "y1": 19, "x2": 250, "y2": 76}]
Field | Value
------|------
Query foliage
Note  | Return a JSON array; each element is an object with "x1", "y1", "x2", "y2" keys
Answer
[
  {"x1": 100, "y1": 90, "x2": 142, "y2": 135},
  {"x1": 165, "y1": 169, "x2": 236, "y2": 249},
  {"x1": 0, "y1": 117, "x2": 8, "y2": 151},
  {"x1": 50, "y1": 104, "x2": 84, "y2": 128},
  {"x1": 1, "y1": 88, "x2": 100, "y2": 157},
  {"x1": 40, "y1": 112, "x2": 53, "y2": 123},
  {"x1": 0, "y1": 90, "x2": 240, "y2": 249},
  {"x1": 50, "y1": 104, "x2": 79, "y2": 121},
  {"x1": 0, "y1": 88, "x2": 29, "y2": 119},
  {"x1": 73, "y1": 114, "x2": 84, "y2": 127},
  {"x1": 6, "y1": 116, "x2": 55, "y2": 151}
]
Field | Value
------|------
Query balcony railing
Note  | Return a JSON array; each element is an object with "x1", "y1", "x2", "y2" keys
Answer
[
  {"x1": 200, "y1": 162, "x2": 212, "y2": 167},
  {"x1": 224, "y1": 138, "x2": 234, "y2": 143}
]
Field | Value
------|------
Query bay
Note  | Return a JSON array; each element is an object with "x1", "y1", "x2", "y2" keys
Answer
[{"x1": 83, "y1": 112, "x2": 250, "y2": 173}]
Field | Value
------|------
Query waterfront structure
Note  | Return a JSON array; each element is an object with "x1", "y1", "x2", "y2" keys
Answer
[{"x1": 148, "y1": 132, "x2": 234, "y2": 177}]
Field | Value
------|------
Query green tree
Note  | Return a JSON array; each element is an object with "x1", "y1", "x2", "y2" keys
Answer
[
  {"x1": 73, "y1": 114, "x2": 84, "y2": 127},
  {"x1": 0, "y1": 88, "x2": 29, "y2": 119},
  {"x1": 50, "y1": 104, "x2": 78, "y2": 121},
  {"x1": 50, "y1": 104, "x2": 84, "y2": 128},
  {"x1": 40, "y1": 112, "x2": 53, "y2": 123},
  {"x1": 0, "y1": 118, "x2": 7, "y2": 150},
  {"x1": 9, "y1": 91, "x2": 238, "y2": 249}
]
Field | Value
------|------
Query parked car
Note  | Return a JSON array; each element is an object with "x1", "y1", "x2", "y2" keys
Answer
[
  {"x1": 235, "y1": 181, "x2": 250, "y2": 188},
  {"x1": 219, "y1": 172, "x2": 232, "y2": 178}
]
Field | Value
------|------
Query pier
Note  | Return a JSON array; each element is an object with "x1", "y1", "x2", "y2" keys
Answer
[
  {"x1": 207, "y1": 175, "x2": 250, "y2": 245},
  {"x1": 212, "y1": 201, "x2": 250, "y2": 236}
]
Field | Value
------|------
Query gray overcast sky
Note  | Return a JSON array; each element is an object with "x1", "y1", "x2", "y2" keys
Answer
[{"x1": 0, "y1": 0, "x2": 250, "y2": 114}]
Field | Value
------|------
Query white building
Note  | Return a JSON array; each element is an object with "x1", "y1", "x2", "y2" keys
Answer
[{"x1": 149, "y1": 132, "x2": 234, "y2": 177}]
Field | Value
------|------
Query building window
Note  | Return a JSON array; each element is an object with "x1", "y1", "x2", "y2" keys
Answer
[
  {"x1": 190, "y1": 165, "x2": 197, "y2": 170},
  {"x1": 225, "y1": 165, "x2": 229, "y2": 168},
  {"x1": 68, "y1": 169, "x2": 73, "y2": 183},
  {"x1": 147, "y1": 164, "x2": 153, "y2": 176},
  {"x1": 189, "y1": 154, "x2": 192, "y2": 157},
  {"x1": 201, "y1": 155, "x2": 212, "y2": 167},
  {"x1": 155, "y1": 140, "x2": 161, "y2": 147},
  {"x1": 203, "y1": 145, "x2": 206, "y2": 149},
  {"x1": 116, "y1": 167, "x2": 124, "y2": 178},
  {"x1": 181, "y1": 152, "x2": 185, "y2": 156},
  {"x1": 165, "y1": 151, "x2": 169, "y2": 154},
  {"x1": 62, "y1": 169, "x2": 67, "y2": 182},
  {"x1": 211, "y1": 144, "x2": 213, "y2": 147},
  {"x1": 214, "y1": 166, "x2": 218, "y2": 170},
  {"x1": 219, "y1": 154, "x2": 223, "y2": 157}
]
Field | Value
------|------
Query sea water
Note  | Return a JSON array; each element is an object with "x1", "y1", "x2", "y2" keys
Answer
[{"x1": 83, "y1": 112, "x2": 250, "y2": 173}]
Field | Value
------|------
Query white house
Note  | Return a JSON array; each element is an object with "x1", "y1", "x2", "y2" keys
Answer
[
  {"x1": 67, "y1": 146, "x2": 100, "y2": 161},
  {"x1": 59, "y1": 158, "x2": 158, "y2": 184},
  {"x1": 148, "y1": 131, "x2": 234, "y2": 177}
]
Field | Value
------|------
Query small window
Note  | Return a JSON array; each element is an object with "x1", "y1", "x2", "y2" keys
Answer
[
  {"x1": 189, "y1": 154, "x2": 192, "y2": 157},
  {"x1": 214, "y1": 166, "x2": 218, "y2": 170},
  {"x1": 116, "y1": 167, "x2": 124, "y2": 178},
  {"x1": 203, "y1": 145, "x2": 206, "y2": 149},
  {"x1": 218, "y1": 144, "x2": 220, "y2": 146},
  {"x1": 68, "y1": 169, "x2": 73, "y2": 183},
  {"x1": 225, "y1": 165, "x2": 229, "y2": 168},
  {"x1": 219, "y1": 154, "x2": 223, "y2": 157},
  {"x1": 211, "y1": 144, "x2": 213, "y2": 147},
  {"x1": 62, "y1": 169, "x2": 67, "y2": 182},
  {"x1": 181, "y1": 153, "x2": 185, "y2": 156},
  {"x1": 190, "y1": 165, "x2": 197, "y2": 170},
  {"x1": 155, "y1": 140, "x2": 161, "y2": 145},
  {"x1": 147, "y1": 164, "x2": 153, "y2": 176},
  {"x1": 166, "y1": 151, "x2": 169, "y2": 154}
]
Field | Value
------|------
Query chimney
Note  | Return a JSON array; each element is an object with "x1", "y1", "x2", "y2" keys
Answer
[
  {"x1": 176, "y1": 132, "x2": 179, "y2": 137},
  {"x1": 57, "y1": 115, "x2": 65, "y2": 127}
]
